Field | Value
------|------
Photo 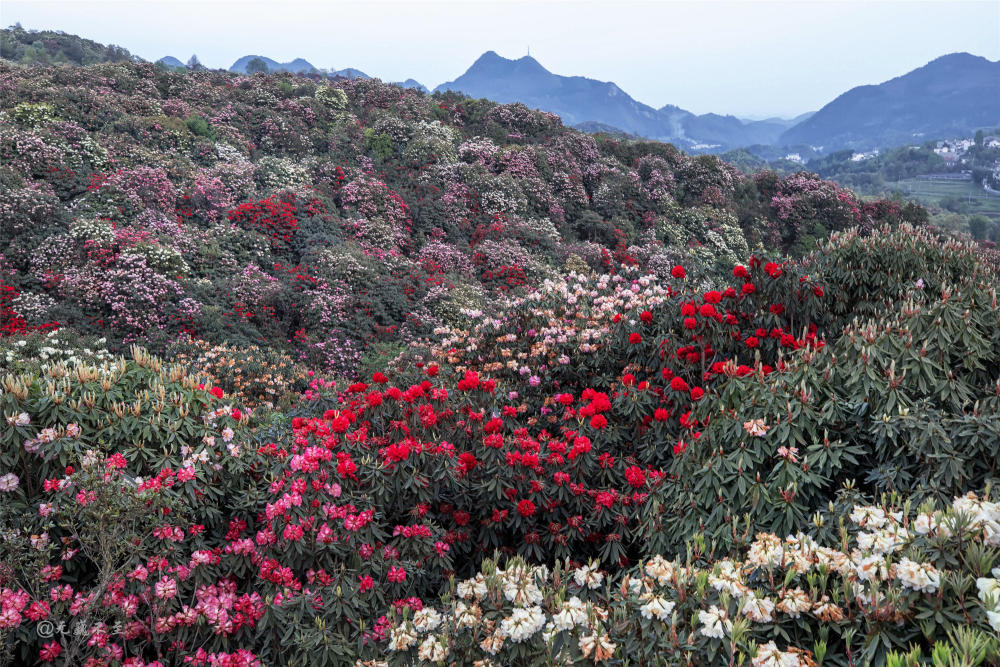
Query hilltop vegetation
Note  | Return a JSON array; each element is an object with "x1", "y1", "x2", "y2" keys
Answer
[
  {"x1": 0, "y1": 25, "x2": 138, "y2": 66},
  {"x1": 1, "y1": 48, "x2": 999, "y2": 667},
  {"x1": 0, "y1": 57, "x2": 925, "y2": 368}
]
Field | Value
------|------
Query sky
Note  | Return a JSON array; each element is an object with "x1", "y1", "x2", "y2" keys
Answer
[{"x1": 3, "y1": 0, "x2": 998, "y2": 118}]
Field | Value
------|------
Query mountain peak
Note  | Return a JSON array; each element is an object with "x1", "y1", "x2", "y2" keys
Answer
[
  {"x1": 472, "y1": 50, "x2": 505, "y2": 66},
  {"x1": 925, "y1": 51, "x2": 990, "y2": 67},
  {"x1": 781, "y1": 51, "x2": 999, "y2": 150},
  {"x1": 465, "y1": 50, "x2": 548, "y2": 76}
]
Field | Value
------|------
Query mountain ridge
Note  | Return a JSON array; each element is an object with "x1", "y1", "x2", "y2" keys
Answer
[
  {"x1": 435, "y1": 51, "x2": 801, "y2": 149},
  {"x1": 780, "y1": 52, "x2": 1000, "y2": 149}
]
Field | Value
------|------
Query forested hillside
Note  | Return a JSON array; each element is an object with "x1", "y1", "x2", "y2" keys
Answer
[{"x1": 1, "y1": 53, "x2": 999, "y2": 667}]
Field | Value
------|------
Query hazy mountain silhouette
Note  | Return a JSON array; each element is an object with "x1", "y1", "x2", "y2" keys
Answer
[{"x1": 780, "y1": 53, "x2": 1000, "y2": 149}]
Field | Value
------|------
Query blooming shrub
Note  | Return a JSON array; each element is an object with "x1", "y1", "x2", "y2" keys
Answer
[{"x1": 385, "y1": 491, "x2": 1000, "y2": 666}]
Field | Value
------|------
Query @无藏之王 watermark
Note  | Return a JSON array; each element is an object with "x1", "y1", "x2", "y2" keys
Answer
[{"x1": 37, "y1": 619, "x2": 125, "y2": 640}]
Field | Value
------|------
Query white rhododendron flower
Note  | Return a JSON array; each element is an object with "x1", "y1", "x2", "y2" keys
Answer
[
  {"x1": 698, "y1": 605, "x2": 730, "y2": 639},
  {"x1": 895, "y1": 557, "x2": 940, "y2": 593},
  {"x1": 551, "y1": 596, "x2": 588, "y2": 630},
  {"x1": 388, "y1": 623, "x2": 418, "y2": 651},
  {"x1": 741, "y1": 593, "x2": 776, "y2": 623},
  {"x1": 0, "y1": 473, "x2": 19, "y2": 493},
  {"x1": 417, "y1": 636, "x2": 447, "y2": 662},
  {"x1": 412, "y1": 608, "x2": 442, "y2": 633},
  {"x1": 639, "y1": 595, "x2": 675, "y2": 621},
  {"x1": 573, "y1": 562, "x2": 604, "y2": 589},
  {"x1": 752, "y1": 642, "x2": 802, "y2": 667},
  {"x1": 500, "y1": 606, "x2": 546, "y2": 642}
]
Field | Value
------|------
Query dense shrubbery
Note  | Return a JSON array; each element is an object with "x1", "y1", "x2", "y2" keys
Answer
[
  {"x1": 0, "y1": 57, "x2": 918, "y2": 375},
  {"x1": 2, "y1": 50, "x2": 1000, "y2": 666}
]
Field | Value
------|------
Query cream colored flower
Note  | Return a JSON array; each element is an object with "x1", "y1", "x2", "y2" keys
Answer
[
  {"x1": 639, "y1": 595, "x2": 675, "y2": 621},
  {"x1": 912, "y1": 512, "x2": 937, "y2": 535},
  {"x1": 417, "y1": 636, "x2": 447, "y2": 662},
  {"x1": 573, "y1": 562, "x2": 604, "y2": 589},
  {"x1": 752, "y1": 641, "x2": 801, "y2": 667},
  {"x1": 412, "y1": 608, "x2": 442, "y2": 633},
  {"x1": 551, "y1": 596, "x2": 588, "y2": 631},
  {"x1": 741, "y1": 593, "x2": 776, "y2": 623},
  {"x1": 895, "y1": 557, "x2": 940, "y2": 593},
  {"x1": 743, "y1": 419, "x2": 768, "y2": 436},
  {"x1": 776, "y1": 588, "x2": 812, "y2": 618},
  {"x1": 644, "y1": 554, "x2": 674, "y2": 585},
  {"x1": 698, "y1": 605, "x2": 730, "y2": 638},
  {"x1": 578, "y1": 631, "x2": 616, "y2": 661},
  {"x1": 457, "y1": 573, "x2": 488, "y2": 600},
  {"x1": 453, "y1": 601, "x2": 481, "y2": 629},
  {"x1": 500, "y1": 606, "x2": 546, "y2": 642},
  {"x1": 812, "y1": 597, "x2": 844, "y2": 622},
  {"x1": 480, "y1": 628, "x2": 506, "y2": 655},
  {"x1": 388, "y1": 623, "x2": 418, "y2": 651}
]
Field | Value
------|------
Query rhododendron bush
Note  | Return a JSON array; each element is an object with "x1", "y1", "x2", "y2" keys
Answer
[
  {"x1": 0, "y1": 59, "x2": 916, "y2": 373},
  {"x1": 2, "y1": 56, "x2": 1000, "y2": 666}
]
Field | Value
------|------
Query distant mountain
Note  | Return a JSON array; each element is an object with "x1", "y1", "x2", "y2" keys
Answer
[
  {"x1": 780, "y1": 53, "x2": 1000, "y2": 150},
  {"x1": 738, "y1": 112, "x2": 815, "y2": 127},
  {"x1": 436, "y1": 51, "x2": 673, "y2": 140},
  {"x1": 677, "y1": 111, "x2": 791, "y2": 149},
  {"x1": 330, "y1": 67, "x2": 369, "y2": 79},
  {"x1": 156, "y1": 56, "x2": 184, "y2": 68},
  {"x1": 435, "y1": 51, "x2": 799, "y2": 149},
  {"x1": 394, "y1": 78, "x2": 427, "y2": 92},
  {"x1": 572, "y1": 121, "x2": 638, "y2": 140},
  {"x1": 229, "y1": 55, "x2": 317, "y2": 74}
]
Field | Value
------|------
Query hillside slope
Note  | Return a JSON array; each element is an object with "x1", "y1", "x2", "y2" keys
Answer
[{"x1": 781, "y1": 53, "x2": 1000, "y2": 149}]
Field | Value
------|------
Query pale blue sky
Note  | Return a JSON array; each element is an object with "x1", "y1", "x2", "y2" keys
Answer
[{"x1": 4, "y1": 0, "x2": 998, "y2": 117}]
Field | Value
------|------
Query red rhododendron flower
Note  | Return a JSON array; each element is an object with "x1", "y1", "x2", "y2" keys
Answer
[
  {"x1": 358, "y1": 575, "x2": 374, "y2": 592},
  {"x1": 742, "y1": 282, "x2": 756, "y2": 295},
  {"x1": 39, "y1": 642, "x2": 62, "y2": 663},
  {"x1": 671, "y1": 265, "x2": 686, "y2": 279},
  {"x1": 457, "y1": 452, "x2": 478, "y2": 474},
  {"x1": 733, "y1": 265, "x2": 748, "y2": 278},
  {"x1": 484, "y1": 417, "x2": 504, "y2": 433},
  {"x1": 625, "y1": 466, "x2": 645, "y2": 487},
  {"x1": 683, "y1": 317, "x2": 697, "y2": 330},
  {"x1": 517, "y1": 499, "x2": 536, "y2": 517},
  {"x1": 590, "y1": 414, "x2": 608, "y2": 429},
  {"x1": 210, "y1": 387, "x2": 224, "y2": 399},
  {"x1": 670, "y1": 377, "x2": 689, "y2": 392},
  {"x1": 690, "y1": 387, "x2": 705, "y2": 401},
  {"x1": 640, "y1": 310, "x2": 653, "y2": 323},
  {"x1": 704, "y1": 290, "x2": 722, "y2": 304},
  {"x1": 699, "y1": 303, "x2": 716, "y2": 317},
  {"x1": 456, "y1": 370, "x2": 480, "y2": 390},
  {"x1": 628, "y1": 333, "x2": 642, "y2": 344},
  {"x1": 745, "y1": 336, "x2": 759, "y2": 348}
]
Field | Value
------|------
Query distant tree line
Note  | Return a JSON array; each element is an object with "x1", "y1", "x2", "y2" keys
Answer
[{"x1": 0, "y1": 24, "x2": 138, "y2": 65}]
